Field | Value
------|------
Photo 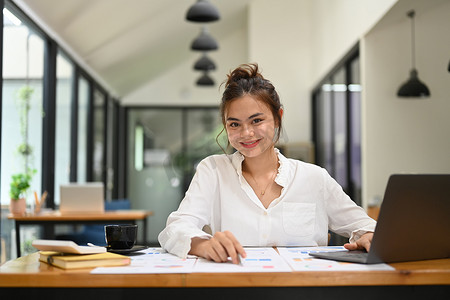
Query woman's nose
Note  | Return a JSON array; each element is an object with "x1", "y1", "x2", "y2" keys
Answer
[{"x1": 240, "y1": 124, "x2": 254, "y2": 137}]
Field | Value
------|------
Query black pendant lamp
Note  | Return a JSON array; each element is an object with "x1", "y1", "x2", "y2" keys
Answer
[
  {"x1": 397, "y1": 10, "x2": 430, "y2": 98},
  {"x1": 194, "y1": 53, "x2": 216, "y2": 71},
  {"x1": 186, "y1": 0, "x2": 220, "y2": 22},
  {"x1": 191, "y1": 26, "x2": 218, "y2": 51},
  {"x1": 196, "y1": 72, "x2": 215, "y2": 86}
]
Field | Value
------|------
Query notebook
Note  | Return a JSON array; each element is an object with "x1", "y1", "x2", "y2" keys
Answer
[
  {"x1": 32, "y1": 239, "x2": 106, "y2": 254},
  {"x1": 310, "y1": 174, "x2": 450, "y2": 264},
  {"x1": 59, "y1": 182, "x2": 105, "y2": 214},
  {"x1": 38, "y1": 251, "x2": 130, "y2": 270}
]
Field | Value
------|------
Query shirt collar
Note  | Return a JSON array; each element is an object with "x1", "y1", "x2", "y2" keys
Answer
[{"x1": 230, "y1": 148, "x2": 290, "y2": 188}]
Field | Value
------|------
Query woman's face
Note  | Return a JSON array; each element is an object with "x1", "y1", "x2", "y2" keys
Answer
[{"x1": 225, "y1": 95, "x2": 277, "y2": 158}]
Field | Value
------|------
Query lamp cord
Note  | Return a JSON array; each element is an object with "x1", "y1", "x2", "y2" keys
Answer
[{"x1": 408, "y1": 10, "x2": 416, "y2": 69}]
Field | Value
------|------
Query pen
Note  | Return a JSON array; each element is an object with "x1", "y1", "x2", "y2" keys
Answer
[
  {"x1": 41, "y1": 191, "x2": 48, "y2": 206},
  {"x1": 34, "y1": 191, "x2": 39, "y2": 206},
  {"x1": 238, "y1": 254, "x2": 244, "y2": 266}
]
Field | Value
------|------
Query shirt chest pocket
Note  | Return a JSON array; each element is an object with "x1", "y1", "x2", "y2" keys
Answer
[{"x1": 282, "y1": 202, "x2": 316, "y2": 236}]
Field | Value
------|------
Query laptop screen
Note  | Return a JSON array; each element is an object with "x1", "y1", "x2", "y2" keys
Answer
[
  {"x1": 367, "y1": 174, "x2": 450, "y2": 263},
  {"x1": 59, "y1": 183, "x2": 105, "y2": 214}
]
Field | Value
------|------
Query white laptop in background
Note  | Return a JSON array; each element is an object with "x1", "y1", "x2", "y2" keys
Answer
[{"x1": 59, "y1": 182, "x2": 105, "y2": 214}]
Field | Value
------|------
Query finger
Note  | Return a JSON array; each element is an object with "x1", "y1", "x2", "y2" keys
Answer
[
  {"x1": 343, "y1": 242, "x2": 358, "y2": 250},
  {"x1": 216, "y1": 231, "x2": 240, "y2": 264},
  {"x1": 223, "y1": 231, "x2": 246, "y2": 264},
  {"x1": 344, "y1": 241, "x2": 363, "y2": 250},
  {"x1": 209, "y1": 236, "x2": 229, "y2": 262}
]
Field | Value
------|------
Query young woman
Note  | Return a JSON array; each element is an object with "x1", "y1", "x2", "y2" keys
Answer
[{"x1": 158, "y1": 63, "x2": 375, "y2": 264}]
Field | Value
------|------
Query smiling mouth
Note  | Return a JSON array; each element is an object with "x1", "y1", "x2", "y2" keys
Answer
[{"x1": 240, "y1": 139, "x2": 261, "y2": 148}]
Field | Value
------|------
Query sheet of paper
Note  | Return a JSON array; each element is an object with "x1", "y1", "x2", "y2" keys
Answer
[
  {"x1": 193, "y1": 247, "x2": 292, "y2": 273},
  {"x1": 91, "y1": 247, "x2": 196, "y2": 274},
  {"x1": 277, "y1": 246, "x2": 395, "y2": 271}
]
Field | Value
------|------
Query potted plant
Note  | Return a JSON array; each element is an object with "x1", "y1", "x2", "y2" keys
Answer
[
  {"x1": 9, "y1": 172, "x2": 32, "y2": 214},
  {"x1": 9, "y1": 85, "x2": 36, "y2": 215}
]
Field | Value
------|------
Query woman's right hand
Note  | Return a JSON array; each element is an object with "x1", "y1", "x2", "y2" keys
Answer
[{"x1": 189, "y1": 231, "x2": 246, "y2": 264}]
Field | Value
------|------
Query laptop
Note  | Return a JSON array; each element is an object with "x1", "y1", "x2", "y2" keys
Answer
[
  {"x1": 310, "y1": 174, "x2": 450, "y2": 264},
  {"x1": 59, "y1": 182, "x2": 105, "y2": 214}
]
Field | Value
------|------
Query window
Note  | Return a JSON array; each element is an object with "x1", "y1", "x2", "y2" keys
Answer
[
  {"x1": 1, "y1": 1, "x2": 116, "y2": 261},
  {"x1": 77, "y1": 76, "x2": 89, "y2": 183},
  {"x1": 1, "y1": 6, "x2": 44, "y2": 205},
  {"x1": 54, "y1": 51, "x2": 74, "y2": 204},
  {"x1": 312, "y1": 44, "x2": 361, "y2": 245},
  {"x1": 126, "y1": 107, "x2": 222, "y2": 244},
  {"x1": 105, "y1": 98, "x2": 119, "y2": 200},
  {"x1": 312, "y1": 44, "x2": 361, "y2": 203},
  {"x1": 92, "y1": 88, "x2": 106, "y2": 182}
]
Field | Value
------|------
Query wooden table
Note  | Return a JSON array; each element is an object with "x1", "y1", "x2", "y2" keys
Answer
[
  {"x1": 0, "y1": 252, "x2": 448, "y2": 299},
  {"x1": 8, "y1": 210, "x2": 153, "y2": 257}
]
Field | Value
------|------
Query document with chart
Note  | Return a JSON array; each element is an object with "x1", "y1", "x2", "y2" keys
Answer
[
  {"x1": 193, "y1": 247, "x2": 292, "y2": 273},
  {"x1": 277, "y1": 246, "x2": 394, "y2": 271},
  {"x1": 91, "y1": 248, "x2": 197, "y2": 274}
]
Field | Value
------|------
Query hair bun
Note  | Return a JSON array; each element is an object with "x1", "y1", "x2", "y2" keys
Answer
[{"x1": 225, "y1": 63, "x2": 264, "y2": 87}]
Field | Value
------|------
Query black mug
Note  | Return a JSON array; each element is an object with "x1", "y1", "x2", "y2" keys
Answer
[{"x1": 104, "y1": 224, "x2": 137, "y2": 249}]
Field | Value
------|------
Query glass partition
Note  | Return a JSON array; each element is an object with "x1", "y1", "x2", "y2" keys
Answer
[
  {"x1": 127, "y1": 107, "x2": 222, "y2": 244},
  {"x1": 332, "y1": 68, "x2": 348, "y2": 189},
  {"x1": 77, "y1": 76, "x2": 89, "y2": 183},
  {"x1": 1, "y1": 6, "x2": 45, "y2": 259},
  {"x1": 312, "y1": 45, "x2": 361, "y2": 246},
  {"x1": 92, "y1": 88, "x2": 106, "y2": 183},
  {"x1": 54, "y1": 51, "x2": 74, "y2": 204},
  {"x1": 1, "y1": 7, "x2": 44, "y2": 207}
]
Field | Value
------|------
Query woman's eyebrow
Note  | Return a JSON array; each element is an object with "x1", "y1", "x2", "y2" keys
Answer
[
  {"x1": 226, "y1": 113, "x2": 264, "y2": 122},
  {"x1": 249, "y1": 112, "x2": 264, "y2": 119}
]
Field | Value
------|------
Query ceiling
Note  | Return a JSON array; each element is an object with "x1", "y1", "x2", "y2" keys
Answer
[{"x1": 14, "y1": 0, "x2": 250, "y2": 98}]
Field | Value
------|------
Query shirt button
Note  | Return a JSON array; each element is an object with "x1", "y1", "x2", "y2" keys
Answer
[{"x1": 264, "y1": 211, "x2": 268, "y2": 216}]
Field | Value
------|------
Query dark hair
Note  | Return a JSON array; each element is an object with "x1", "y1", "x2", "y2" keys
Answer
[{"x1": 218, "y1": 63, "x2": 283, "y2": 146}]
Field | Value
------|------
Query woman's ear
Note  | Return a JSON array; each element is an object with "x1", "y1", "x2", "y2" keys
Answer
[{"x1": 276, "y1": 108, "x2": 284, "y2": 127}]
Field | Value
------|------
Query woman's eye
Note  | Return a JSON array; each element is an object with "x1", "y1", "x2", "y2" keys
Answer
[
  {"x1": 228, "y1": 122, "x2": 239, "y2": 128},
  {"x1": 252, "y1": 118, "x2": 263, "y2": 124}
]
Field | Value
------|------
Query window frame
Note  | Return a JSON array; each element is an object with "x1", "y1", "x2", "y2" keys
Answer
[
  {"x1": 1, "y1": 0, "x2": 117, "y2": 207},
  {"x1": 311, "y1": 43, "x2": 361, "y2": 204}
]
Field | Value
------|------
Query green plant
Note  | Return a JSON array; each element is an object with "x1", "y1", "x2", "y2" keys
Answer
[
  {"x1": 9, "y1": 172, "x2": 32, "y2": 200},
  {"x1": 10, "y1": 85, "x2": 36, "y2": 201}
]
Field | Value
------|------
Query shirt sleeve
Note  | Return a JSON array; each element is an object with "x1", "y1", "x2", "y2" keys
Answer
[
  {"x1": 322, "y1": 169, "x2": 376, "y2": 242},
  {"x1": 158, "y1": 157, "x2": 217, "y2": 258}
]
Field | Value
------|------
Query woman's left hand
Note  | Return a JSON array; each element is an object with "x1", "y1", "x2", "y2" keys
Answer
[{"x1": 344, "y1": 232, "x2": 373, "y2": 252}]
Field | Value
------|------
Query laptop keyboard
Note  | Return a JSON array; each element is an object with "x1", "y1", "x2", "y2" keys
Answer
[{"x1": 310, "y1": 250, "x2": 369, "y2": 263}]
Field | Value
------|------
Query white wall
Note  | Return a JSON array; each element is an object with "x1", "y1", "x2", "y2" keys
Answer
[
  {"x1": 248, "y1": 0, "x2": 312, "y2": 144},
  {"x1": 308, "y1": 0, "x2": 397, "y2": 88},
  {"x1": 248, "y1": 0, "x2": 396, "y2": 143},
  {"x1": 361, "y1": 0, "x2": 450, "y2": 205}
]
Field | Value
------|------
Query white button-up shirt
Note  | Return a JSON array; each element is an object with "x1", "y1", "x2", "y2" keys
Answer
[{"x1": 158, "y1": 150, "x2": 376, "y2": 258}]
